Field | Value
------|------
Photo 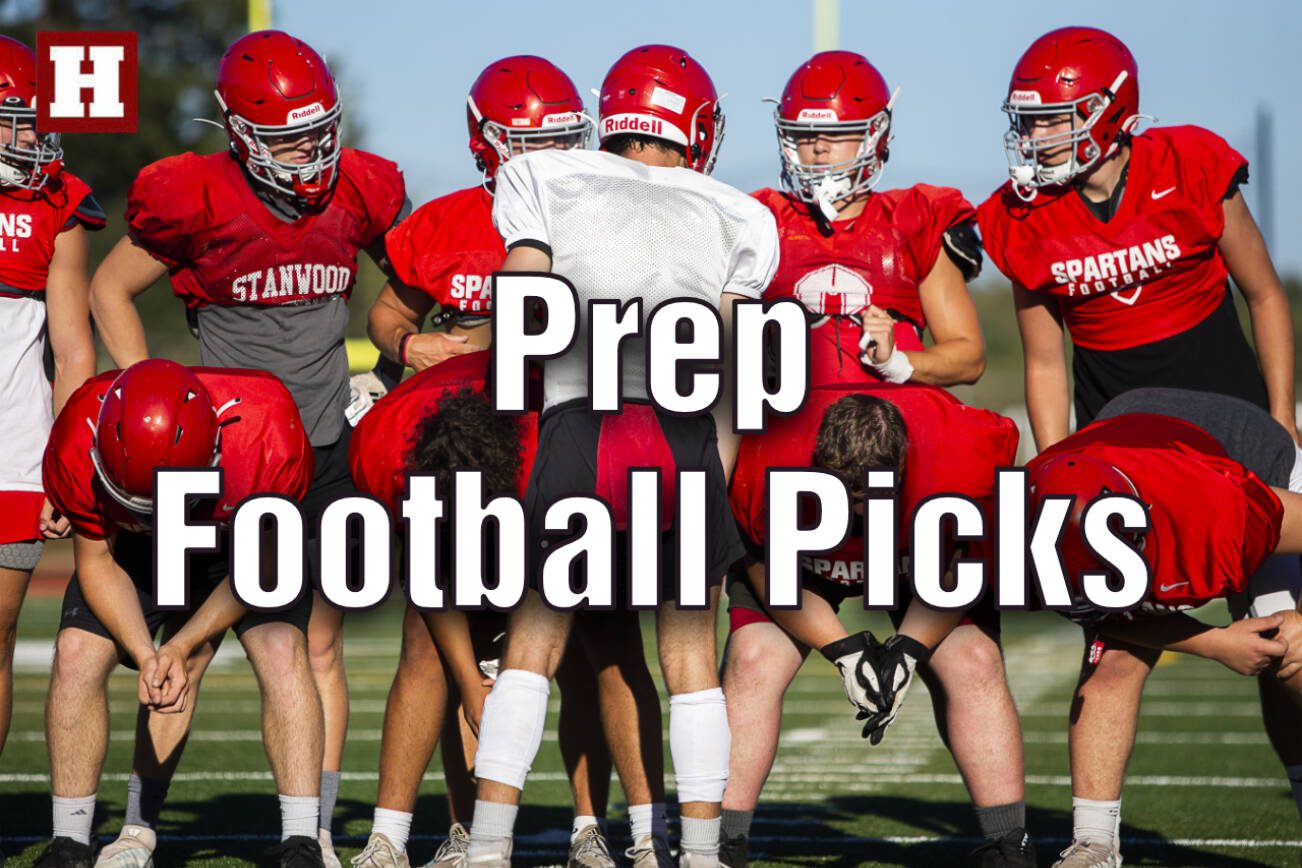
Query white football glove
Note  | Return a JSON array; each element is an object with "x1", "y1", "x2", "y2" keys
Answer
[
  {"x1": 820, "y1": 631, "x2": 887, "y2": 729},
  {"x1": 859, "y1": 634, "x2": 930, "y2": 745},
  {"x1": 345, "y1": 370, "x2": 388, "y2": 427}
]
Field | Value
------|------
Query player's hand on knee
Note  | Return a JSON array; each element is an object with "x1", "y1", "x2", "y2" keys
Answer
[
  {"x1": 820, "y1": 630, "x2": 887, "y2": 724},
  {"x1": 1206, "y1": 616, "x2": 1285, "y2": 676},
  {"x1": 859, "y1": 634, "x2": 930, "y2": 745},
  {"x1": 1271, "y1": 611, "x2": 1302, "y2": 680}
]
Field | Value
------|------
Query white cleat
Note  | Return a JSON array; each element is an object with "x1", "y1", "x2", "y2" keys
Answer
[
  {"x1": 625, "y1": 834, "x2": 674, "y2": 868},
  {"x1": 677, "y1": 851, "x2": 720, "y2": 868},
  {"x1": 464, "y1": 838, "x2": 512, "y2": 868},
  {"x1": 94, "y1": 825, "x2": 156, "y2": 868},
  {"x1": 422, "y1": 823, "x2": 470, "y2": 867},
  {"x1": 350, "y1": 832, "x2": 410, "y2": 868},
  {"x1": 1052, "y1": 838, "x2": 1122, "y2": 868},
  {"x1": 320, "y1": 828, "x2": 344, "y2": 868},
  {"x1": 567, "y1": 825, "x2": 615, "y2": 868}
]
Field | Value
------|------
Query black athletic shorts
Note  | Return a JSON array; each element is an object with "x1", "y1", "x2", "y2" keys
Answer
[
  {"x1": 524, "y1": 400, "x2": 744, "y2": 602},
  {"x1": 1073, "y1": 289, "x2": 1269, "y2": 427},
  {"x1": 1095, "y1": 387, "x2": 1295, "y2": 487},
  {"x1": 302, "y1": 426, "x2": 358, "y2": 592},
  {"x1": 58, "y1": 530, "x2": 313, "y2": 667}
]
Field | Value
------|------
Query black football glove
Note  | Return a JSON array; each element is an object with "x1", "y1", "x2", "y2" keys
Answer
[
  {"x1": 820, "y1": 630, "x2": 887, "y2": 732},
  {"x1": 857, "y1": 633, "x2": 930, "y2": 745}
]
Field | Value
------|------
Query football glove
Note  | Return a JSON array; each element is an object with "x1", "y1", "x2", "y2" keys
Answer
[
  {"x1": 858, "y1": 633, "x2": 930, "y2": 745},
  {"x1": 345, "y1": 369, "x2": 388, "y2": 427},
  {"x1": 820, "y1": 630, "x2": 887, "y2": 731}
]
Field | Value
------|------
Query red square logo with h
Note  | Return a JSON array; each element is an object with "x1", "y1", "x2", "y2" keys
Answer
[{"x1": 36, "y1": 31, "x2": 138, "y2": 133}]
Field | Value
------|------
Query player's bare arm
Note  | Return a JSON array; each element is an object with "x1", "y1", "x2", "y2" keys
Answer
[
  {"x1": 88, "y1": 235, "x2": 168, "y2": 367},
  {"x1": 1014, "y1": 281, "x2": 1071, "y2": 450},
  {"x1": 894, "y1": 251, "x2": 987, "y2": 386},
  {"x1": 45, "y1": 224, "x2": 95, "y2": 414},
  {"x1": 1099, "y1": 611, "x2": 1287, "y2": 676},
  {"x1": 1219, "y1": 192, "x2": 1298, "y2": 442},
  {"x1": 367, "y1": 280, "x2": 484, "y2": 371},
  {"x1": 422, "y1": 610, "x2": 491, "y2": 732},
  {"x1": 71, "y1": 533, "x2": 156, "y2": 669},
  {"x1": 895, "y1": 596, "x2": 968, "y2": 651}
]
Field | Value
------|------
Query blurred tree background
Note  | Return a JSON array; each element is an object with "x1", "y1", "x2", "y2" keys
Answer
[{"x1": 0, "y1": 0, "x2": 1297, "y2": 425}]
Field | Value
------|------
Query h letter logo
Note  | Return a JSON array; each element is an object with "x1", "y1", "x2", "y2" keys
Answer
[{"x1": 37, "y1": 32, "x2": 138, "y2": 133}]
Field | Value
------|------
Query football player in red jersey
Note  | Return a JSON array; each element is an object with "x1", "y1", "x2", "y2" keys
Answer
[
  {"x1": 752, "y1": 51, "x2": 986, "y2": 389},
  {"x1": 1021, "y1": 388, "x2": 1302, "y2": 867},
  {"x1": 86, "y1": 31, "x2": 408, "y2": 864},
  {"x1": 36, "y1": 360, "x2": 325, "y2": 868},
  {"x1": 722, "y1": 385, "x2": 1036, "y2": 867},
  {"x1": 0, "y1": 35, "x2": 103, "y2": 784},
  {"x1": 357, "y1": 58, "x2": 666, "y2": 868},
  {"x1": 978, "y1": 26, "x2": 1295, "y2": 451}
]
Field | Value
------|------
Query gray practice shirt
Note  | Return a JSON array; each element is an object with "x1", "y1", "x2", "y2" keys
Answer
[{"x1": 196, "y1": 295, "x2": 351, "y2": 446}]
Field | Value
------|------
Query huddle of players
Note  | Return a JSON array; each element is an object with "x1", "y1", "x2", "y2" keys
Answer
[{"x1": 0, "y1": 20, "x2": 1297, "y2": 868}]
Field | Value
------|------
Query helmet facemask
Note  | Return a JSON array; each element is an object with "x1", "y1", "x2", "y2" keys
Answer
[
  {"x1": 218, "y1": 90, "x2": 343, "y2": 207},
  {"x1": 776, "y1": 97, "x2": 893, "y2": 221},
  {"x1": 468, "y1": 95, "x2": 593, "y2": 192},
  {"x1": 0, "y1": 98, "x2": 61, "y2": 191}
]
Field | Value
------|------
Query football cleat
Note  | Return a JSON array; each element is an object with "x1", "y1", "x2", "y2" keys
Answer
[
  {"x1": 1051, "y1": 838, "x2": 1122, "y2": 868},
  {"x1": 350, "y1": 832, "x2": 409, "y2": 868},
  {"x1": 677, "y1": 852, "x2": 720, "y2": 868},
  {"x1": 266, "y1": 835, "x2": 327, "y2": 868},
  {"x1": 319, "y1": 829, "x2": 343, "y2": 868},
  {"x1": 423, "y1": 823, "x2": 470, "y2": 867},
  {"x1": 970, "y1": 828, "x2": 1036, "y2": 868},
  {"x1": 717, "y1": 833, "x2": 748, "y2": 868},
  {"x1": 463, "y1": 838, "x2": 511, "y2": 867},
  {"x1": 567, "y1": 825, "x2": 615, "y2": 868},
  {"x1": 93, "y1": 825, "x2": 156, "y2": 868},
  {"x1": 626, "y1": 835, "x2": 674, "y2": 868},
  {"x1": 33, "y1": 837, "x2": 95, "y2": 868}
]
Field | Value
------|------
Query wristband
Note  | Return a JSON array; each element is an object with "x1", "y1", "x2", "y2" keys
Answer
[
  {"x1": 861, "y1": 346, "x2": 914, "y2": 384},
  {"x1": 399, "y1": 332, "x2": 415, "y2": 367},
  {"x1": 819, "y1": 630, "x2": 874, "y2": 664}
]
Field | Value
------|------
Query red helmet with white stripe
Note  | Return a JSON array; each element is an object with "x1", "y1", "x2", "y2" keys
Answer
[
  {"x1": 215, "y1": 30, "x2": 342, "y2": 206},
  {"x1": 0, "y1": 35, "x2": 62, "y2": 190},
  {"x1": 91, "y1": 360, "x2": 221, "y2": 515},
  {"x1": 597, "y1": 44, "x2": 724, "y2": 174},
  {"x1": 775, "y1": 51, "x2": 895, "y2": 213},
  {"x1": 466, "y1": 55, "x2": 591, "y2": 186},
  {"x1": 1003, "y1": 27, "x2": 1140, "y2": 200}
]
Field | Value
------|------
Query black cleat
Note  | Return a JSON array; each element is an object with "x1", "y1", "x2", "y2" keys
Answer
[
  {"x1": 265, "y1": 835, "x2": 326, "y2": 868},
  {"x1": 32, "y1": 837, "x2": 95, "y2": 868},
  {"x1": 718, "y1": 833, "x2": 749, "y2": 868},
  {"x1": 970, "y1": 828, "x2": 1037, "y2": 868}
]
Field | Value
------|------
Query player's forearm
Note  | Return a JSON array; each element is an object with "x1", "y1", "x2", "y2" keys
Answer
[
  {"x1": 1024, "y1": 361, "x2": 1071, "y2": 452},
  {"x1": 1099, "y1": 613, "x2": 1216, "y2": 657},
  {"x1": 77, "y1": 547, "x2": 155, "y2": 666},
  {"x1": 50, "y1": 341, "x2": 96, "y2": 416},
  {"x1": 164, "y1": 578, "x2": 246, "y2": 656},
  {"x1": 896, "y1": 599, "x2": 966, "y2": 651},
  {"x1": 765, "y1": 588, "x2": 848, "y2": 650},
  {"x1": 89, "y1": 279, "x2": 151, "y2": 367},
  {"x1": 1245, "y1": 289, "x2": 1297, "y2": 436},
  {"x1": 368, "y1": 291, "x2": 422, "y2": 365},
  {"x1": 901, "y1": 337, "x2": 986, "y2": 387},
  {"x1": 424, "y1": 610, "x2": 485, "y2": 695}
]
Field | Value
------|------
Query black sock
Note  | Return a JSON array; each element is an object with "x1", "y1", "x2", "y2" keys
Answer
[{"x1": 975, "y1": 801, "x2": 1026, "y2": 841}]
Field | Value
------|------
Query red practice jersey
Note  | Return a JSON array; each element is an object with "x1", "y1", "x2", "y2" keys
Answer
[
  {"x1": 753, "y1": 185, "x2": 977, "y2": 387},
  {"x1": 350, "y1": 351, "x2": 539, "y2": 512},
  {"x1": 730, "y1": 383, "x2": 1019, "y2": 586},
  {"x1": 978, "y1": 125, "x2": 1246, "y2": 351},
  {"x1": 125, "y1": 148, "x2": 405, "y2": 307},
  {"x1": 43, "y1": 368, "x2": 314, "y2": 540},
  {"x1": 1029, "y1": 413, "x2": 1282, "y2": 606},
  {"x1": 0, "y1": 172, "x2": 104, "y2": 293},
  {"x1": 385, "y1": 186, "x2": 502, "y2": 317}
]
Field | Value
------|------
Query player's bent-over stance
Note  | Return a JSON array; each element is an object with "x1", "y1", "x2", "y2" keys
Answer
[{"x1": 461, "y1": 44, "x2": 779, "y2": 868}]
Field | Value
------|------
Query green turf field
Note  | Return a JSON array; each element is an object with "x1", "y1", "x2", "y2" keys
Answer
[{"x1": 1, "y1": 596, "x2": 1297, "y2": 867}]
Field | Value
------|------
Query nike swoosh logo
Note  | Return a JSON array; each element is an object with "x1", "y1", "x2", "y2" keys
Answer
[
  {"x1": 1159, "y1": 581, "x2": 1189, "y2": 592},
  {"x1": 1151, "y1": 186, "x2": 1176, "y2": 200}
]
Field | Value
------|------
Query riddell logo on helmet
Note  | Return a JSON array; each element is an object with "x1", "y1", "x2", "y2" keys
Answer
[
  {"x1": 796, "y1": 109, "x2": 839, "y2": 122},
  {"x1": 287, "y1": 102, "x2": 325, "y2": 123},
  {"x1": 1007, "y1": 90, "x2": 1043, "y2": 105},
  {"x1": 602, "y1": 115, "x2": 663, "y2": 136},
  {"x1": 542, "y1": 112, "x2": 580, "y2": 127}
]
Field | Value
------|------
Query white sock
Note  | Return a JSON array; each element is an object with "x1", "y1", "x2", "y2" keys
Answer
[
  {"x1": 628, "y1": 803, "x2": 667, "y2": 842},
  {"x1": 373, "y1": 807, "x2": 413, "y2": 852},
  {"x1": 52, "y1": 793, "x2": 97, "y2": 845},
  {"x1": 571, "y1": 815, "x2": 601, "y2": 842},
  {"x1": 680, "y1": 816, "x2": 720, "y2": 856},
  {"x1": 468, "y1": 799, "x2": 518, "y2": 858},
  {"x1": 1071, "y1": 797, "x2": 1120, "y2": 846},
  {"x1": 279, "y1": 794, "x2": 319, "y2": 841}
]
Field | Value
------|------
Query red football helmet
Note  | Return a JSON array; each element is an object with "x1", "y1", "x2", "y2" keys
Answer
[
  {"x1": 1003, "y1": 26, "x2": 1141, "y2": 200},
  {"x1": 0, "y1": 36, "x2": 62, "y2": 191},
  {"x1": 597, "y1": 44, "x2": 724, "y2": 174},
  {"x1": 215, "y1": 30, "x2": 342, "y2": 206},
  {"x1": 1028, "y1": 453, "x2": 1150, "y2": 620},
  {"x1": 774, "y1": 51, "x2": 896, "y2": 216},
  {"x1": 91, "y1": 360, "x2": 221, "y2": 514},
  {"x1": 466, "y1": 55, "x2": 592, "y2": 187}
]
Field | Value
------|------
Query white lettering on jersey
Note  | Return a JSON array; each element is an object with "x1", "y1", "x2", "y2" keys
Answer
[
  {"x1": 799, "y1": 554, "x2": 865, "y2": 586},
  {"x1": 1048, "y1": 234, "x2": 1183, "y2": 302},
  {"x1": 230, "y1": 264, "x2": 352, "y2": 302},
  {"x1": 0, "y1": 212, "x2": 32, "y2": 251}
]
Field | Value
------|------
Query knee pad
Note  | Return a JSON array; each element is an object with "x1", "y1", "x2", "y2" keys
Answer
[
  {"x1": 474, "y1": 669, "x2": 550, "y2": 789},
  {"x1": 669, "y1": 687, "x2": 730, "y2": 803}
]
